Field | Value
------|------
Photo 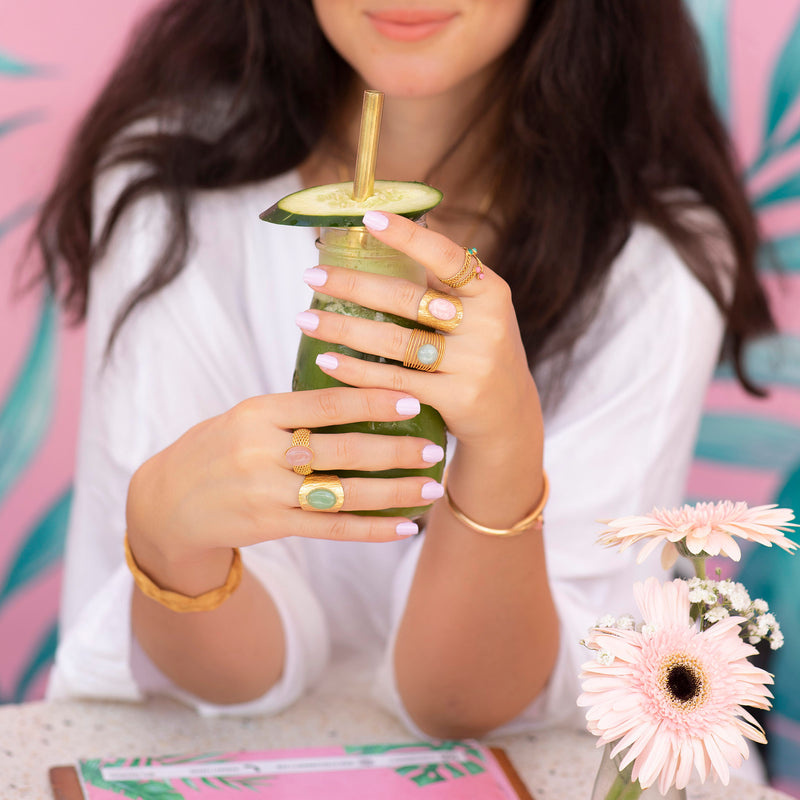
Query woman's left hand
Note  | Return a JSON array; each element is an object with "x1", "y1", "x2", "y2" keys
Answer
[{"x1": 296, "y1": 210, "x2": 541, "y2": 450}]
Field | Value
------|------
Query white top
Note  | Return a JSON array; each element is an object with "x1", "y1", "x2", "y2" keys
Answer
[{"x1": 48, "y1": 167, "x2": 726, "y2": 736}]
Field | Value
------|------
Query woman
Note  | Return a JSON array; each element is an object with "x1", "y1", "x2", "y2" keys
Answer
[{"x1": 36, "y1": 0, "x2": 772, "y2": 738}]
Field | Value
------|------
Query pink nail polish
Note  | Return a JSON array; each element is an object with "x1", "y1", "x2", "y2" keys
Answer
[
  {"x1": 396, "y1": 521, "x2": 419, "y2": 536},
  {"x1": 428, "y1": 297, "x2": 457, "y2": 321},
  {"x1": 363, "y1": 210, "x2": 389, "y2": 231},
  {"x1": 316, "y1": 353, "x2": 339, "y2": 370},
  {"x1": 303, "y1": 267, "x2": 328, "y2": 287},
  {"x1": 395, "y1": 397, "x2": 420, "y2": 415},
  {"x1": 422, "y1": 444, "x2": 444, "y2": 463},
  {"x1": 421, "y1": 481, "x2": 445, "y2": 500},
  {"x1": 296, "y1": 311, "x2": 320, "y2": 331}
]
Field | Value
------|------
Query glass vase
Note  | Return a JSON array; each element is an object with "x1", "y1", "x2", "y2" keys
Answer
[{"x1": 590, "y1": 744, "x2": 687, "y2": 800}]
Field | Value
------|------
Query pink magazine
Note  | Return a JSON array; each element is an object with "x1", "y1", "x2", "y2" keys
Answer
[{"x1": 49, "y1": 740, "x2": 535, "y2": 800}]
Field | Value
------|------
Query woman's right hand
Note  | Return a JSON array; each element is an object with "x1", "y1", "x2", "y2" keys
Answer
[{"x1": 125, "y1": 386, "x2": 443, "y2": 571}]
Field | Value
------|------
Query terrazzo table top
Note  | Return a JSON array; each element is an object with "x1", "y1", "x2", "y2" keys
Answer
[{"x1": 1, "y1": 679, "x2": 791, "y2": 800}]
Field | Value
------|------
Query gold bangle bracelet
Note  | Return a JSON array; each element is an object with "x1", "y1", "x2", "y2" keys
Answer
[
  {"x1": 443, "y1": 472, "x2": 549, "y2": 537},
  {"x1": 124, "y1": 533, "x2": 242, "y2": 613}
]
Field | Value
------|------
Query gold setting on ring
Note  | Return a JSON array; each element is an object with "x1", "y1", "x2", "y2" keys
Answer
[
  {"x1": 298, "y1": 473, "x2": 345, "y2": 513},
  {"x1": 403, "y1": 328, "x2": 445, "y2": 372},
  {"x1": 285, "y1": 428, "x2": 314, "y2": 475},
  {"x1": 441, "y1": 247, "x2": 485, "y2": 289},
  {"x1": 417, "y1": 289, "x2": 463, "y2": 333}
]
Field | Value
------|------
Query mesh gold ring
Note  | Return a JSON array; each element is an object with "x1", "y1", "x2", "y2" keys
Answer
[
  {"x1": 417, "y1": 289, "x2": 463, "y2": 333},
  {"x1": 285, "y1": 428, "x2": 314, "y2": 475},
  {"x1": 298, "y1": 473, "x2": 345, "y2": 512},
  {"x1": 403, "y1": 328, "x2": 445, "y2": 372}
]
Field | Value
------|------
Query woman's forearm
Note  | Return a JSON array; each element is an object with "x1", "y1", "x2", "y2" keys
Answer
[
  {"x1": 394, "y1": 423, "x2": 559, "y2": 738},
  {"x1": 129, "y1": 545, "x2": 287, "y2": 705}
]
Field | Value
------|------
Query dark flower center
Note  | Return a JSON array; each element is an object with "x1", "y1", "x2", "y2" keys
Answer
[{"x1": 659, "y1": 653, "x2": 708, "y2": 710}]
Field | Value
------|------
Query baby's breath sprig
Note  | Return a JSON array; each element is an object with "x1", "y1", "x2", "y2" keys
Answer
[{"x1": 686, "y1": 577, "x2": 783, "y2": 648}]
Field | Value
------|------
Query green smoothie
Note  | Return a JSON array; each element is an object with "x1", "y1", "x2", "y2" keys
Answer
[{"x1": 293, "y1": 225, "x2": 447, "y2": 518}]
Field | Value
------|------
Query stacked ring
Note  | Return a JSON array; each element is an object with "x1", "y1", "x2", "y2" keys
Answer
[
  {"x1": 441, "y1": 247, "x2": 485, "y2": 289},
  {"x1": 417, "y1": 289, "x2": 463, "y2": 333},
  {"x1": 403, "y1": 328, "x2": 445, "y2": 372},
  {"x1": 298, "y1": 473, "x2": 345, "y2": 512},
  {"x1": 285, "y1": 428, "x2": 314, "y2": 475}
]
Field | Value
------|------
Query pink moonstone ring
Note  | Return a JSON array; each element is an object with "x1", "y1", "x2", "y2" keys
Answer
[
  {"x1": 416, "y1": 289, "x2": 463, "y2": 333},
  {"x1": 285, "y1": 428, "x2": 314, "y2": 475}
]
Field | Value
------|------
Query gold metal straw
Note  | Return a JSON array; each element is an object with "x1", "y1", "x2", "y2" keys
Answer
[{"x1": 352, "y1": 90, "x2": 384, "y2": 201}]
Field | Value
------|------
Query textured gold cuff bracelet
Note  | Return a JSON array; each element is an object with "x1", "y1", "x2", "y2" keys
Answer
[{"x1": 124, "y1": 533, "x2": 242, "y2": 613}]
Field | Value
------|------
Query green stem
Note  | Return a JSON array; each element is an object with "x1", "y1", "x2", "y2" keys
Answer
[
  {"x1": 603, "y1": 772, "x2": 644, "y2": 800},
  {"x1": 692, "y1": 557, "x2": 707, "y2": 580}
]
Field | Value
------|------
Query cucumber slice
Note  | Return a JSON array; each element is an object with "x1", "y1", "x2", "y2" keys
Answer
[{"x1": 260, "y1": 180, "x2": 442, "y2": 227}]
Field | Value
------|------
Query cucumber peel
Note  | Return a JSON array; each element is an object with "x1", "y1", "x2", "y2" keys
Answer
[{"x1": 260, "y1": 180, "x2": 442, "y2": 227}]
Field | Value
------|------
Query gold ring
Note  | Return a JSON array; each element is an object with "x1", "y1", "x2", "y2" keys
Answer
[
  {"x1": 285, "y1": 428, "x2": 314, "y2": 475},
  {"x1": 441, "y1": 247, "x2": 485, "y2": 289},
  {"x1": 417, "y1": 289, "x2": 463, "y2": 333},
  {"x1": 403, "y1": 328, "x2": 445, "y2": 372},
  {"x1": 298, "y1": 473, "x2": 345, "y2": 512}
]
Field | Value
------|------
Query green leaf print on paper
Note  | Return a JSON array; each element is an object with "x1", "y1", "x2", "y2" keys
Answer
[{"x1": 344, "y1": 741, "x2": 486, "y2": 788}]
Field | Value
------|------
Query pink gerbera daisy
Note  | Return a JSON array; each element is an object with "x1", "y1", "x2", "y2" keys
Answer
[
  {"x1": 597, "y1": 501, "x2": 797, "y2": 568},
  {"x1": 578, "y1": 578, "x2": 773, "y2": 794}
]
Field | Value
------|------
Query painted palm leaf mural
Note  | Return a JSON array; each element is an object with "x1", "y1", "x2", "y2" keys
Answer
[
  {"x1": 1, "y1": 1, "x2": 800, "y2": 795},
  {"x1": 686, "y1": 2, "x2": 800, "y2": 796}
]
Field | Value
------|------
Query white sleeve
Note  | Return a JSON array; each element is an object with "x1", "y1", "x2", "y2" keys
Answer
[
  {"x1": 47, "y1": 166, "x2": 329, "y2": 713},
  {"x1": 374, "y1": 223, "x2": 726, "y2": 736}
]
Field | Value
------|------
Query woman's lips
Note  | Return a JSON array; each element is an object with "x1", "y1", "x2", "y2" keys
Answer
[{"x1": 366, "y1": 9, "x2": 457, "y2": 42}]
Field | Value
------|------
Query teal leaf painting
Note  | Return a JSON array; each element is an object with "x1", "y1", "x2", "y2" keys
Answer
[
  {"x1": 0, "y1": 293, "x2": 58, "y2": 506},
  {"x1": 0, "y1": 110, "x2": 43, "y2": 140},
  {"x1": 0, "y1": 487, "x2": 71, "y2": 604},
  {"x1": 12, "y1": 620, "x2": 58, "y2": 702},
  {"x1": 694, "y1": 414, "x2": 800, "y2": 471},
  {"x1": 0, "y1": 50, "x2": 40, "y2": 77},
  {"x1": 713, "y1": 334, "x2": 800, "y2": 388},
  {"x1": 752, "y1": 169, "x2": 800, "y2": 208},
  {"x1": 685, "y1": 0, "x2": 730, "y2": 121},
  {"x1": 760, "y1": 234, "x2": 800, "y2": 272},
  {"x1": 764, "y1": 9, "x2": 800, "y2": 145},
  {"x1": 0, "y1": 200, "x2": 38, "y2": 242}
]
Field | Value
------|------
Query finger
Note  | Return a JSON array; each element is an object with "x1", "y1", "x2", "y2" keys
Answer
[
  {"x1": 292, "y1": 474, "x2": 445, "y2": 514},
  {"x1": 303, "y1": 266, "x2": 463, "y2": 334},
  {"x1": 283, "y1": 431, "x2": 445, "y2": 472},
  {"x1": 285, "y1": 509, "x2": 421, "y2": 543},
  {"x1": 361, "y1": 210, "x2": 492, "y2": 295},
  {"x1": 243, "y1": 387, "x2": 424, "y2": 430},
  {"x1": 297, "y1": 309, "x2": 450, "y2": 373}
]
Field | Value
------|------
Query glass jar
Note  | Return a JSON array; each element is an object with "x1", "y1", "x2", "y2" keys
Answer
[
  {"x1": 590, "y1": 744, "x2": 687, "y2": 800},
  {"x1": 292, "y1": 225, "x2": 447, "y2": 518}
]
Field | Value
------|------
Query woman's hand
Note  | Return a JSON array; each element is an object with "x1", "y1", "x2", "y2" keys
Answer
[
  {"x1": 296, "y1": 210, "x2": 542, "y2": 455},
  {"x1": 126, "y1": 386, "x2": 445, "y2": 576}
]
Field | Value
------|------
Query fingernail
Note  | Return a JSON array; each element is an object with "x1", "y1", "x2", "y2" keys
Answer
[
  {"x1": 285, "y1": 446, "x2": 313, "y2": 466},
  {"x1": 421, "y1": 481, "x2": 445, "y2": 500},
  {"x1": 315, "y1": 353, "x2": 339, "y2": 370},
  {"x1": 296, "y1": 311, "x2": 320, "y2": 331},
  {"x1": 428, "y1": 297, "x2": 457, "y2": 321},
  {"x1": 395, "y1": 396, "x2": 420, "y2": 416},
  {"x1": 363, "y1": 210, "x2": 389, "y2": 231},
  {"x1": 422, "y1": 444, "x2": 444, "y2": 463},
  {"x1": 303, "y1": 267, "x2": 328, "y2": 287},
  {"x1": 396, "y1": 521, "x2": 419, "y2": 537}
]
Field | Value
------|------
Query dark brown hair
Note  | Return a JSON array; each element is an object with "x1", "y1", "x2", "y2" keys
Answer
[{"x1": 34, "y1": 0, "x2": 773, "y2": 392}]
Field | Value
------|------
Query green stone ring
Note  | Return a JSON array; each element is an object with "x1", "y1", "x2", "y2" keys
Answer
[{"x1": 298, "y1": 473, "x2": 345, "y2": 513}]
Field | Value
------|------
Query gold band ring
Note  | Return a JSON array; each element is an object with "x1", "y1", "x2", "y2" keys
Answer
[
  {"x1": 441, "y1": 247, "x2": 485, "y2": 289},
  {"x1": 285, "y1": 428, "x2": 314, "y2": 475},
  {"x1": 403, "y1": 328, "x2": 445, "y2": 372},
  {"x1": 417, "y1": 289, "x2": 463, "y2": 333},
  {"x1": 298, "y1": 473, "x2": 345, "y2": 512}
]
